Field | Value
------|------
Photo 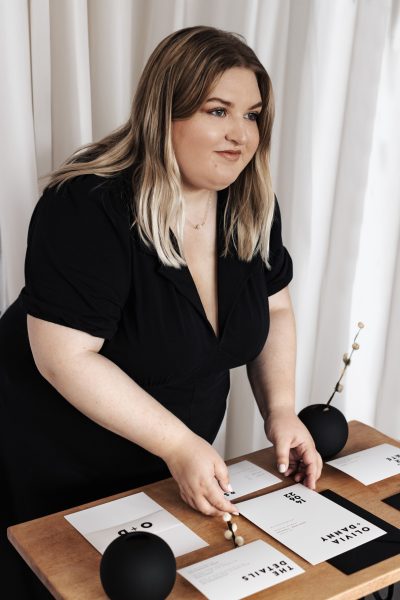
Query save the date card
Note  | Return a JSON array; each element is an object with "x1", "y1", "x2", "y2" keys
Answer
[{"x1": 236, "y1": 483, "x2": 386, "y2": 565}]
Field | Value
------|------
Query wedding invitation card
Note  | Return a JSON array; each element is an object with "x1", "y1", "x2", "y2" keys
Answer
[
  {"x1": 327, "y1": 443, "x2": 400, "y2": 485},
  {"x1": 65, "y1": 492, "x2": 207, "y2": 556},
  {"x1": 236, "y1": 483, "x2": 386, "y2": 564},
  {"x1": 225, "y1": 460, "x2": 281, "y2": 500},
  {"x1": 178, "y1": 540, "x2": 304, "y2": 599}
]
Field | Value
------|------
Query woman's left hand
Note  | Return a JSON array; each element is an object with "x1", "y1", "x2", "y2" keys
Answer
[{"x1": 265, "y1": 408, "x2": 323, "y2": 489}]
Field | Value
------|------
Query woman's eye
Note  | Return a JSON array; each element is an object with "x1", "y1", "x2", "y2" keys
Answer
[
  {"x1": 209, "y1": 108, "x2": 226, "y2": 117},
  {"x1": 246, "y1": 112, "x2": 260, "y2": 122}
]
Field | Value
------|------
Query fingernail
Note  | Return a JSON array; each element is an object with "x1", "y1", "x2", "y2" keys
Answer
[
  {"x1": 232, "y1": 511, "x2": 239, "y2": 516},
  {"x1": 227, "y1": 484, "x2": 233, "y2": 492},
  {"x1": 278, "y1": 463, "x2": 287, "y2": 473}
]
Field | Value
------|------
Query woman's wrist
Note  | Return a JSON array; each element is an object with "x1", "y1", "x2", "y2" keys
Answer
[
  {"x1": 157, "y1": 425, "x2": 196, "y2": 464},
  {"x1": 264, "y1": 398, "x2": 296, "y2": 420}
]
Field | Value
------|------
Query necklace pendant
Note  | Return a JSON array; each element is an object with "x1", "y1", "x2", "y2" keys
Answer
[{"x1": 186, "y1": 192, "x2": 213, "y2": 230}]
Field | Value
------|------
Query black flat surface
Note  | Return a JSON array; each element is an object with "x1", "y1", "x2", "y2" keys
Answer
[{"x1": 382, "y1": 492, "x2": 400, "y2": 512}]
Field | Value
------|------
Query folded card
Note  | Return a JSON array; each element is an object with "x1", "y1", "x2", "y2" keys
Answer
[
  {"x1": 65, "y1": 492, "x2": 207, "y2": 556},
  {"x1": 178, "y1": 540, "x2": 304, "y2": 600},
  {"x1": 225, "y1": 460, "x2": 281, "y2": 501},
  {"x1": 327, "y1": 443, "x2": 400, "y2": 485},
  {"x1": 236, "y1": 483, "x2": 386, "y2": 565}
]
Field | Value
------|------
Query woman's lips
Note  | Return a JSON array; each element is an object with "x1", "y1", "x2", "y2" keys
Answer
[{"x1": 215, "y1": 150, "x2": 241, "y2": 162}]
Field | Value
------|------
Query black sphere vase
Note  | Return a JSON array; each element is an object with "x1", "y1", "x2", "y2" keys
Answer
[
  {"x1": 298, "y1": 321, "x2": 365, "y2": 460},
  {"x1": 100, "y1": 531, "x2": 176, "y2": 600},
  {"x1": 298, "y1": 403, "x2": 348, "y2": 460}
]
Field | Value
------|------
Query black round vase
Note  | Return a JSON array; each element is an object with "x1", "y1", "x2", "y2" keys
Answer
[
  {"x1": 298, "y1": 404, "x2": 349, "y2": 460},
  {"x1": 100, "y1": 531, "x2": 176, "y2": 600}
]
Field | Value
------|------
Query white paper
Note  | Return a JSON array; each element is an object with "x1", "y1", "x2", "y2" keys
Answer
[
  {"x1": 178, "y1": 540, "x2": 304, "y2": 600},
  {"x1": 224, "y1": 461, "x2": 281, "y2": 501},
  {"x1": 236, "y1": 483, "x2": 386, "y2": 565},
  {"x1": 64, "y1": 492, "x2": 207, "y2": 556},
  {"x1": 327, "y1": 443, "x2": 400, "y2": 485}
]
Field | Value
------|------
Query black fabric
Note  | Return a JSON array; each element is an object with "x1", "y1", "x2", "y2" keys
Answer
[
  {"x1": 320, "y1": 489, "x2": 400, "y2": 574},
  {"x1": 0, "y1": 171, "x2": 293, "y2": 598}
]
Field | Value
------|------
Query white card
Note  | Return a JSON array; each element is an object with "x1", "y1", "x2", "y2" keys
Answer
[
  {"x1": 327, "y1": 443, "x2": 400, "y2": 485},
  {"x1": 236, "y1": 484, "x2": 386, "y2": 565},
  {"x1": 64, "y1": 492, "x2": 207, "y2": 557},
  {"x1": 224, "y1": 461, "x2": 281, "y2": 501},
  {"x1": 178, "y1": 540, "x2": 304, "y2": 600}
]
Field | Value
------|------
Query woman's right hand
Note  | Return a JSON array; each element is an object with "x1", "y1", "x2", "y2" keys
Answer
[{"x1": 163, "y1": 431, "x2": 238, "y2": 516}]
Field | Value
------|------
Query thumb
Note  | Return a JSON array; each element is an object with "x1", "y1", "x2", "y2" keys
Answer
[
  {"x1": 214, "y1": 458, "x2": 232, "y2": 493},
  {"x1": 275, "y1": 439, "x2": 290, "y2": 475}
]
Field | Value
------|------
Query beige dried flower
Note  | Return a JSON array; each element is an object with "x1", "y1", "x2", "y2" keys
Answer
[
  {"x1": 342, "y1": 353, "x2": 351, "y2": 366},
  {"x1": 327, "y1": 322, "x2": 365, "y2": 406}
]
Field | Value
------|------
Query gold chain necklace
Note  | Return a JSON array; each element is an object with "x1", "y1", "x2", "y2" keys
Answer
[{"x1": 185, "y1": 193, "x2": 212, "y2": 230}]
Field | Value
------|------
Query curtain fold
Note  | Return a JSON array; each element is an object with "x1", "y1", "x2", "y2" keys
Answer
[
  {"x1": 1, "y1": 0, "x2": 399, "y2": 456},
  {"x1": 0, "y1": 0, "x2": 38, "y2": 309}
]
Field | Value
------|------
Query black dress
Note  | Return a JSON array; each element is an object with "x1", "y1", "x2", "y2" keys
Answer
[{"x1": 0, "y1": 170, "x2": 292, "y2": 598}]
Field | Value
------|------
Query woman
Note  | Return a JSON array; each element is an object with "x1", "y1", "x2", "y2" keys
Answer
[{"x1": 1, "y1": 26, "x2": 322, "y2": 598}]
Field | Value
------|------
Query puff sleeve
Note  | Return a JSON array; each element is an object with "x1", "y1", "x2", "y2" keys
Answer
[
  {"x1": 264, "y1": 196, "x2": 293, "y2": 296},
  {"x1": 20, "y1": 175, "x2": 131, "y2": 340}
]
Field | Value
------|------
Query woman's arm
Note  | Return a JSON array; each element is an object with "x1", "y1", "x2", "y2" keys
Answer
[
  {"x1": 246, "y1": 286, "x2": 323, "y2": 489},
  {"x1": 27, "y1": 315, "x2": 237, "y2": 516}
]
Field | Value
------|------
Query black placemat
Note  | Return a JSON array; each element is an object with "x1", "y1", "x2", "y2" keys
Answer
[
  {"x1": 382, "y1": 492, "x2": 400, "y2": 511},
  {"x1": 320, "y1": 490, "x2": 400, "y2": 574}
]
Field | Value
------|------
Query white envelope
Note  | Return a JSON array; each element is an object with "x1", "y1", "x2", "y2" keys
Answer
[{"x1": 65, "y1": 492, "x2": 207, "y2": 556}]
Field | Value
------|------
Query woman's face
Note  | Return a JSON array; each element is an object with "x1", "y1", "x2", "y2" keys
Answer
[{"x1": 172, "y1": 67, "x2": 262, "y2": 194}]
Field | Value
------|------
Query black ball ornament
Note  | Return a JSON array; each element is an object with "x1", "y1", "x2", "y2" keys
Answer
[
  {"x1": 100, "y1": 532, "x2": 176, "y2": 600},
  {"x1": 298, "y1": 404, "x2": 349, "y2": 460}
]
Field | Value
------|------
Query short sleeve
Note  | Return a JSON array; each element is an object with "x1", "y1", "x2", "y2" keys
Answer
[
  {"x1": 264, "y1": 196, "x2": 293, "y2": 296},
  {"x1": 20, "y1": 174, "x2": 131, "y2": 339}
]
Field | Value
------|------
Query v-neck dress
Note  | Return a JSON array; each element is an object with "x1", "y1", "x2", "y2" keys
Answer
[{"x1": 0, "y1": 169, "x2": 292, "y2": 525}]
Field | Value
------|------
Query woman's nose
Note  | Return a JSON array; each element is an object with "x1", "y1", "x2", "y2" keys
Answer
[{"x1": 225, "y1": 117, "x2": 247, "y2": 145}]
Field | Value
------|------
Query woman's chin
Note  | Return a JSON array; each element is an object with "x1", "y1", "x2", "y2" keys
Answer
[{"x1": 212, "y1": 175, "x2": 242, "y2": 191}]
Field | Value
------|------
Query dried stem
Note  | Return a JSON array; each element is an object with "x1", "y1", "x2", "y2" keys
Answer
[{"x1": 326, "y1": 322, "x2": 364, "y2": 407}]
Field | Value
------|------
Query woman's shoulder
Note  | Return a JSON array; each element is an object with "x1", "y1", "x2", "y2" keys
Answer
[
  {"x1": 40, "y1": 169, "x2": 133, "y2": 223},
  {"x1": 45, "y1": 167, "x2": 131, "y2": 199}
]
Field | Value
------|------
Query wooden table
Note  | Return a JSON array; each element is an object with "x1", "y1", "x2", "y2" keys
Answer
[{"x1": 7, "y1": 420, "x2": 400, "y2": 599}]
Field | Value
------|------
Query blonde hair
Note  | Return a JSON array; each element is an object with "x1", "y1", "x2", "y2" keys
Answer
[{"x1": 45, "y1": 26, "x2": 276, "y2": 267}]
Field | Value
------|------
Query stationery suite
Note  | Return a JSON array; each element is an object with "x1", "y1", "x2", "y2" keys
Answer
[
  {"x1": 327, "y1": 443, "x2": 400, "y2": 485},
  {"x1": 64, "y1": 492, "x2": 207, "y2": 557},
  {"x1": 236, "y1": 483, "x2": 386, "y2": 565},
  {"x1": 65, "y1": 457, "x2": 396, "y2": 598},
  {"x1": 225, "y1": 460, "x2": 282, "y2": 500},
  {"x1": 178, "y1": 540, "x2": 304, "y2": 600}
]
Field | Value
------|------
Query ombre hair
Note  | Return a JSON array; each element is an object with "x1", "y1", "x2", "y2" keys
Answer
[{"x1": 45, "y1": 26, "x2": 276, "y2": 267}]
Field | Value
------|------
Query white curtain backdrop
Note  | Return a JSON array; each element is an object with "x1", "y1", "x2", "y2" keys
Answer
[{"x1": 0, "y1": 0, "x2": 399, "y2": 460}]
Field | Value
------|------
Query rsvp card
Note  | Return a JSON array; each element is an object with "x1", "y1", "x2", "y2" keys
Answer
[
  {"x1": 327, "y1": 443, "x2": 400, "y2": 485},
  {"x1": 65, "y1": 492, "x2": 207, "y2": 557},
  {"x1": 225, "y1": 460, "x2": 282, "y2": 501},
  {"x1": 236, "y1": 483, "x2": 386, "y2": 565},
  {"x1": 178, "y1": 540, "x2": 304, "y2": 600}
]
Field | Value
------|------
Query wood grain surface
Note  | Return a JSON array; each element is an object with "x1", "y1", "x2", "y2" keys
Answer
[{"x1": 7, "y1": 420, "x2": 400, "y2": 600}]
